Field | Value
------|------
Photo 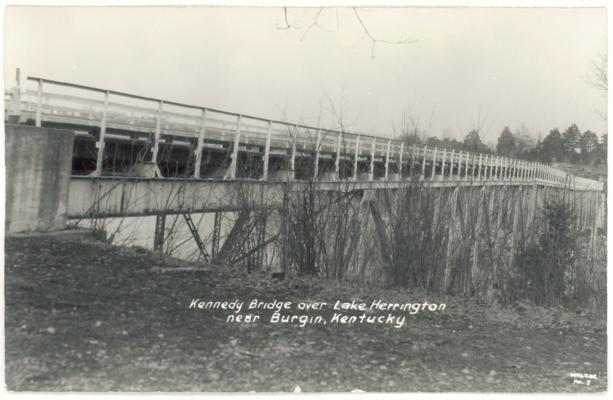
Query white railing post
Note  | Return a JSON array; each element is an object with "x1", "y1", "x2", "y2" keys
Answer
[
  {"x1": 94, "y1": 90, "x2": 109, "y2": 176},
  {"x1": 151, "y1": 100, "x2": 164, "y2": 166},
  {"x1": 504, "y1": 158, "x2": 509, "y2": 180},
  {"x1": 398, "y1": 142, "x2": 404, "y2": 180},
  {"x1": 353, "y1": 135, "x2": 360, "y2": 181},
  {"x1": 464, "y1": 151, "x2": 469, "y2": 179},
  {"x1": 262, "y1": 120, "x2": 272, "y2": 180},
  {"x1": 528, "y1": 162, "x2": 532, "y2": 180},
  {"x1": 457, "y1": 150, "x2": 463, "y2": 178},
  {"x1": 385, "y1": 139, "x2": 392, "y2": 180},
  {"x1": 227, "y1": 114, "x2": 241, "y2": 179},
  {"x1": 290, "y1": 125, "x2": 298, "y2": 177},
  {"x1": 421, "y1": 145, "x2": 428, "y2": 179},
  {"x1": 335, "y1": 131, "x2": 342, "y2": 179},
  {"x1": 411, "y1": 145, "x2": 417, "y2": 176},
  {"x1": 8, "y1": 68, "x2": 22, "y2": 120},
  {"x1": 477, "y1": 153, "x2": 483, "y2": 180},
  {"x1": 193, "y1": 108, "x2": 207, "y2": 178},
  {"x1": 35, "y1": 79, "x2": 44, "y2": 127},
  {"x1": 471, "y1": 153, "x2": 477, "y2": 181},
  {"x1": 369, "y1": 137, "x2": 376, "y2": 181},
  {"x1": 539, "y1": 165, "x2": 545, "y2": 180},
  {"x1": 516, "y1": 160, "x2": 520, "y2": 180},
  {"x1": 441, "y1": 148, "x2": 447, "y2": 179},
  {"x1": 449, "y1": 149, "x2": 455, "y2": 179},
  {"x1": 431, "y1": 147, "x2": 438, "y2": 180}
]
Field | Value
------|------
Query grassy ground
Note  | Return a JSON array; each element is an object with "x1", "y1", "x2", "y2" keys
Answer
[{"x1": 4, "y1": 233, "x2": 607, "y2": 392}]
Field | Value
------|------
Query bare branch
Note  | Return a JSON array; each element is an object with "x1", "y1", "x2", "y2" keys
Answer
[
  {"x1": 277, "y1": 7, "x2": 417, "y2": 58},
  {"x1": 352, "y1": 8, "x2": 418, "y2": 58}
]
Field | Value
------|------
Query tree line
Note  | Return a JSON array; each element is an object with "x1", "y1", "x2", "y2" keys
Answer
[{"x1": 398, "y1": 125, "x2": 607, "y2": 167}]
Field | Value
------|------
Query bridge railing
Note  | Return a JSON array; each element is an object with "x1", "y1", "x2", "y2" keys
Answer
[{"x1": 3, "y1": 74, "x2": 604, "y2": 192}]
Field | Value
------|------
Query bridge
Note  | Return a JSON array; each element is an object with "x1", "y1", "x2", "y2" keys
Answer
[
  {"x1": 4, "y1": 72, "x2": 606, "y2": 298},
  {"x1": 3, "y1": 73, "x2": 603, "y2": 221}
]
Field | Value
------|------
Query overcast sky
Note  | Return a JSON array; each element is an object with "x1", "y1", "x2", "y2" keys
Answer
[{"x1": 4, "y1": 6, "x2": 607, "y2": 145}]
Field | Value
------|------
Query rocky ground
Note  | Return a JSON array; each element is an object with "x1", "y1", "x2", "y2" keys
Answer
[{"x1": 4, "y1": 233, "x2": 607, "y2": 392}]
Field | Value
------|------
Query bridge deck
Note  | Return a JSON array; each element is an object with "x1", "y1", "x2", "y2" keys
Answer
[{"x1": 4, "y1": 74, "x2": 603, "y2": 194}]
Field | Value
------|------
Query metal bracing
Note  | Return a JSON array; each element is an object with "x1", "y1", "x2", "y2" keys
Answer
[{"x1": 183, "y1": 213, "x2": 210, "y2": 262}]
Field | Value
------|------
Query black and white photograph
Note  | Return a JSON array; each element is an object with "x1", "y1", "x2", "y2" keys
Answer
[{"x1": 2, "y1": 1, "x2": 609, "y2": 394}]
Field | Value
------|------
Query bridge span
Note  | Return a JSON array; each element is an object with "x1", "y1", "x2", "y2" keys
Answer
[
  {"x1": 4, "y1": 75, "x2": 606, "y2": 297},
  {"x1": 4, "y1": 73, "x2": 603, "y2": 203}
]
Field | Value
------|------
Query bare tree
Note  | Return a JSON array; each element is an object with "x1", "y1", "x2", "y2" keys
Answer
[
  {"x1": 588, "y1": 51, "x2": 608, "y2": 93},
  {"x1": 587, "y1": 51, "x2": 607, "y2": 121}
]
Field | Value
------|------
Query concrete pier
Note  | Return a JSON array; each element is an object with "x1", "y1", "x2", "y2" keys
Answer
[{"x1": 5, "y1": 124, "x2": 74, "y2": 233}]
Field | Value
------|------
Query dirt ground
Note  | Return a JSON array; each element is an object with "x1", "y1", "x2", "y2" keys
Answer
[{"x1": 4, "y1": 234, "x2": 607, "y2": 392}]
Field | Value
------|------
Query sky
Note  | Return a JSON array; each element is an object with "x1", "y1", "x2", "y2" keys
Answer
[{"x1": 4, "y1": 6, "x2": 608, "y2": 146}]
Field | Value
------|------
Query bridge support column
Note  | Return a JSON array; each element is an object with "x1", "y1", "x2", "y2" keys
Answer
[
  {"x1": 470, "y1": 187, "x2": 486, "y2": 296},
  {"x1": 5, "y1": 124, "x2": 74, "y2": 233},
  {"x1": 153, "y1": 213, "x2": 166, "y2": 252},
  {"x1": 508, "y1": 187, "x2": 523, "y2": 270},
  {"x1": 211, "y1": 211, "x2": 223, "y2": 260},
  {"x1": 444, "y1": 186, "x2": 461, "y2": 292},
  {"x1": 256, "y1": 214, "x2": 267, "y2": 268}
]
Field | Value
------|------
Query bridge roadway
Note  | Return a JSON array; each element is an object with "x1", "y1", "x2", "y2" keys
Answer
[{"x1": 4, "y1": 73, "x2": 604, "y2": 220}]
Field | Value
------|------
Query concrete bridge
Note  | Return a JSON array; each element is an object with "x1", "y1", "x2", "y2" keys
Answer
[{"x1": 4, "y1": 74, "x2": 606, "y2": 292}]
